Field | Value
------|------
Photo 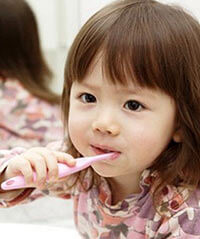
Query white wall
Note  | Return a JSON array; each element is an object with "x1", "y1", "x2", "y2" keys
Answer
[
  {"x1": 27, "y1": 0, "x2": 59, "y2": 50},
  {"x1": 27, "y1": 0, "x2": 200, "y2": 51},
  {"x1": 26, "y1": 0, "x2": 113, "y2": 50},
  {"x1": 159, "y1": 0, "x2": 200, "y2": 19}
]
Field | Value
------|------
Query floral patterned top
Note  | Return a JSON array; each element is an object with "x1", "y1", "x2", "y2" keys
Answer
[
  {"x1": 0, "y1": 147, "x2": 200, "y2": 239},
  {"x1": 0, "y1": 78, "x2": 63, "y2": 149}
]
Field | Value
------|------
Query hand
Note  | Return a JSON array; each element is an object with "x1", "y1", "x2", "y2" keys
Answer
[{"x1": 4, "y1": 147, "x2": 76, "y2": 190}]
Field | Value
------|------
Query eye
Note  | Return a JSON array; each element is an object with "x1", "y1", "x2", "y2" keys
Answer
[
  {"x1": 124, "y1": 100, "x2": 144, "y2": 111},
  {"x1": 79, "y1": 93, "x2": 96, "y2": 103}
]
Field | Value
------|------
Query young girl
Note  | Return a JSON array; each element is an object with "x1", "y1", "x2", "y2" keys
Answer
[
  {"x1": 0, "y1": 0, "x2": 62, "y2": 149},
  {"x1": 0, "y1": 0, "x2": 200, "y2": 238}
]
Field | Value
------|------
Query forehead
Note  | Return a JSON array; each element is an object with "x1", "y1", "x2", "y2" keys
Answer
[
  {"x1": 79, "y1": 54, "x2": 138, "y2": 87},
  {"x1": 77, "y1": 54, "x2": 151, "y2": 90}
]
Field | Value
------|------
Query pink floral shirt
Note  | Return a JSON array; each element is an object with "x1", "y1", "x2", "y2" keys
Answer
[
  {"x1": 1, "y1": 147, "x2": 200, "y2": 238},
  {"x1": 0, "y1": 78, "x2": 63, "y2": 149}
]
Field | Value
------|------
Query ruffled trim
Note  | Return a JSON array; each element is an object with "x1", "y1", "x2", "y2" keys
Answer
[{"x1": 93, "y1": 170, "x2": 152, "y2": 217}]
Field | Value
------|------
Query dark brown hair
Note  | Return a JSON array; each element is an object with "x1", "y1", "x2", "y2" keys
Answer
[
  {"x1": 0, "y1": 0, "x2": 60, "y2": 104},
  {"x1": 62, "y1": 0, "x2": 200, "y2": 206}
]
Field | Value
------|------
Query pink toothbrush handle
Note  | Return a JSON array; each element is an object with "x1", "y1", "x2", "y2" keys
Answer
[
  {"x1": 1, "y1": 152, "x2": 117, "y2": 190},
  {"x1": 1, "y1": 163, "x2": 70, "y2": 190}
]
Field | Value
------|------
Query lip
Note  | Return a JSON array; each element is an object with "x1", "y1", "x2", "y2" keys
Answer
[
  {"x1": 91, "y1": 144, "x2": 121, "y2": 160},
  {"x1": 91, "y1": 144, "x2": 120, "y2": 153}
]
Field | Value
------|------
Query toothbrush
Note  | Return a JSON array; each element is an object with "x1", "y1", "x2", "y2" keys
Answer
[{"x1": 1, "y1": 152, "x2": 116, "y2": 190}]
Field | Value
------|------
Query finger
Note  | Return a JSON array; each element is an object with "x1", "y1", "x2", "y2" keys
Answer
[
  {"x1": 27, "y1": 147, "x2": 75, "y2": 167},
  {"x1": 8, "y1": 157, "x2": 34, "y2": 186},
  {"x1": 52, "y1": 151, "x2": 76, "y2": 167},
  {"x1": 36, "y1": 149, "x2": 59, "y2": 182},
  {"x1": 25, "y1": 152, "x2": 48, "y2": 188}
]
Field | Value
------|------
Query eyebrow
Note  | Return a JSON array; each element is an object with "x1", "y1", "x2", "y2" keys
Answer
[{"x1": 79, "y1": 81, "x2": 157, "y2": 100}]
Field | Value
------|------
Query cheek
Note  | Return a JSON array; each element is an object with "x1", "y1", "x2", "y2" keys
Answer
[
  {"x1": 127, "y1": 123, "x2": 172, "y2": 161},
  {"x1": 68, "y1": 112, "x2": 81, "y2": 142},
  {"x1": 68, "y1": 108, "x2": 89, "y2": 154},
  {"x1": 143, "y1": 129, "x2": 172, "y2": 159},
  {"x1": 68, "y1": 120, "x2": 79, "y2": 142},
  {"x1": 129, "y1": 127, "x2": 159, "y2": 154}
]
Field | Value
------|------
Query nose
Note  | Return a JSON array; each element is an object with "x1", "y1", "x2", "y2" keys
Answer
[{"x1": 92, "y1": 113, "x2": 120, "y2": 136}]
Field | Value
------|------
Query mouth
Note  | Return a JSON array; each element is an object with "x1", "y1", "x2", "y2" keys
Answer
[{"x1": 91, "y1": 144, "x2": 121, "y2": 157}]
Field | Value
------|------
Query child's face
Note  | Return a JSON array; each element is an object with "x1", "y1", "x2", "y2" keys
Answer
[{"x1": 68, "y1": 58, "x2": 179, "y2": 185}]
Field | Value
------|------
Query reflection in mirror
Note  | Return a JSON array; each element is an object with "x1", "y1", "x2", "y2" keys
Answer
[{"x1": 0, "y1": 0, "x2": 73, "y2": 234}]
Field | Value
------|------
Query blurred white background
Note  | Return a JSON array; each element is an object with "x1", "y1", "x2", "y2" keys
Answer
[
  {"x1": 27, "y1": 0, "x2": 115, "y2": 94},
  {"x1": 0, "y1": 0, "x2": 200, "y2": 233}
]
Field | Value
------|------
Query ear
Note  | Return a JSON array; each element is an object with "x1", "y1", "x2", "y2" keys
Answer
[{"x1": 172, "y1": 128, "x2": 182, "y2": 143}]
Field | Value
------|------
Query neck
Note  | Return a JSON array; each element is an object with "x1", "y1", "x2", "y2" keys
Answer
[{"x1": 107, "y1": 173, "x2": 142, "y2": 205}]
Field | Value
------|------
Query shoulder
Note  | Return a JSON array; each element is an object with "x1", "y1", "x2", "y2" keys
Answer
[
  {"x1": 1, "y1": 78, "x2": 61, "y2": 127},
  {"x1": 155, "y1": 189, "x2": 200, "y2": 238},
  {"x1": 1, "y1": 78, "x2": 60, "y2": 114},
  {"x1": 155, "y1": 183, "x2": 200, "y2": 218},
  {"x1": 140, "y1": 170, "x2": 200, "y2": 218},
  {"x1": 0, "y1": 78, "x2": 29, "y2": 98},
  {"x1": 141, "y1": 170, "x2": 200, "y2": 236},
  {"x1": 150, "y1": 185, "x2": 200, "y2": 238}
]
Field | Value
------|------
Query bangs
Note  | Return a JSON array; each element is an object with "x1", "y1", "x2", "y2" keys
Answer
[{"x1": 65, "y1": 0, "x2": 191, "y2": 97}]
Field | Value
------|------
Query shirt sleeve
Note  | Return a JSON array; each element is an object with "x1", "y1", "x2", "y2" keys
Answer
[{"x1": 0, "y1": 79, "x2": 63, "y2": 149}]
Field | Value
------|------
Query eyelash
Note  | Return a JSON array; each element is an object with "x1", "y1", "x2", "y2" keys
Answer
[
  {"x1": 78, "y1": 93, "x2": 145, "y2": 112},
  {"x1": 124, "y1": 100, "x2": 144, "y2": 112},
  {"x1": 79, "y1": 93, "x2": 96, "y2": 103}
]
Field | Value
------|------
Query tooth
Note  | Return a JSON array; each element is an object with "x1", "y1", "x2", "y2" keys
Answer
[{"x1": 105, "y1": 149, "x2": 111, "y2": 153}]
